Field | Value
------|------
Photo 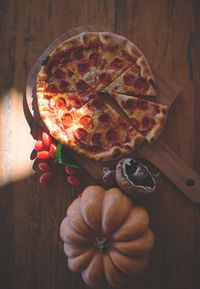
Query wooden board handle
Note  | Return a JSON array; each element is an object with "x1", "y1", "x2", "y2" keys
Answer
[{"x1": 139, "y1": 140, "x2": 200, "y2": 203}]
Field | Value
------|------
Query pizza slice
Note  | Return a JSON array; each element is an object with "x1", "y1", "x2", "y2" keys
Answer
[
  {"x1": 36, "y1": 91, "x2": 95, "y2": 149},
  {"x1": 67, "y1": 96, "x2": 145, "y2": 160},
  {"x1": 37, "y1": 92, "x2": 144, "y2": 161},
  {"x1": 93, "y1": 32, "x2": 142, "y2": 91},
  {"x1": 37, "y1": 91, "x2": 91, "y2": 113},
  {"x1": 112, "y1": 93, "x2": 168, "y2": 143},
  {"x1": 36, "y1": 35, "x2": 93, "y2": 96},
  {"x1": 66, "y1": 32, "x2": 101, "y2": 89},
  {"x1": 37, "y1": 32, "x2": 101, "y2": 92},
  {"x1": 102, "y1": 55, "x2": 157, "y2": 97},
  {"x1": 37, "y1": 67, "x2": 90, "y2": 95}
]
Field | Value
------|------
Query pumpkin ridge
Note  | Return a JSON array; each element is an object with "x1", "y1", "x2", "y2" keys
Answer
[
  {"x1": 108, "y1": 248, "x2": 149, "y2": 275},
  {"x1": 103, "y1": 254, "x2": 128, "y2": 287},
  {"x1": 68, "y1": 248, "x2": 96, "y2": 273},
  {"x1": 68, "y1": 218, "x2": 94, "y2": 240},
  {"x1": 60, "y1": 217, "x2": 91, "y2": 246},
  {"x1": 106, "y1": 253, "x2": 128, "y2": 277},
  {"x1": 80, "y1": 185, "x2": 105, "y2": 233},
  {"x1": 67, "y1": 197, "x2": 93, "y2": 237},
  {"x1": 82, "y1": 252, "x2": 106, "y2": 287},
  {"x1": 64, "y1": 243, "x2": 90, "y2": 258},
  {"x1": 101, "y1": 187, "x2": 132, "y2": 235},
  {"x1": 110, "y1": 228, "x2": 155, "y2": 257},
  {"x1": 113, "y1": 207, "x2": 149, "y2": 241}
]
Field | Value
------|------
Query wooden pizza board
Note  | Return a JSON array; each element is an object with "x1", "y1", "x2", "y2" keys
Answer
[{"x1": 26, "y1": 25, "x2": 200, "y2": 203}]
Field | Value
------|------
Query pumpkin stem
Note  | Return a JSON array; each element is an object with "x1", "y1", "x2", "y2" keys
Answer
[{"x1": 94, "y1": 237, "x2": 109, "y2": 252}]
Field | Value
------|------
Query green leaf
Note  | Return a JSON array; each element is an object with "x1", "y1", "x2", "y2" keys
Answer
[{"x1": 55, "y1": 143, "x2": 80, "y2": 169}]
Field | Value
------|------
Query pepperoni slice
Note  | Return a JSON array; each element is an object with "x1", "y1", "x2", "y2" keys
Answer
[
  {"x1": 123, "y1": 74, "x2": 135, "y2": 85},
  {"x1": 45, "y1": 83, "x2": 59, "y2": 93},
  {"x1": 98, "y1": 113, "x2": 110, "y2": 123},
  {"x1": 136, "y1": 99, "x2": 148, "y2": 110},
  {"x1": 134, "y1": 77, "x2": 149, "y2": 90},
  {"x1": 68, "y1": 71, "x2": 74, "y2": 77},
  {"x1": 71, "y1": 47, "x2": 83, "y2": 60},
  {"x1": 76, "y1": 80, "x2": 89, "y2": 92},
  {"x1": 61, "y1": 113, "x2": 73, "y2": 128},
  {"x1": 60, "y1": 80, "x2": 69, "y2": 91},
  {"x1": 79, "y1": 115, "x2": 92, "y2": 128},
  {"x1": 99, "y1": 72, "x2": 112, "y2": 83},
  {"x1": 106, "y1": 129, "x2": 117, "y2": 141},
  {"x1": 89, "y1": 52, "x2": 100, "y2": 63},
  {"x1": 60, "y1": 56, "x2": 70, "y2": 65},
  {"x1": 48, "y1": 100, "x2": 54, "y2": 110},
  {"x1": 68, "y1": 94, "x2": 83, "y2": 108},
  {"x1": 74, "y1": 128, "x2": 88, "y2": 142},
  {"x1": 141, "y1": 116, "x2": 155, "y2": 131},
  {"x1": 111, "y1": 58, "x2": 123, "y2": 68},
  {"x1": 54, "y1": 69, "x2": 65, "y2": 79},
  {"x1": 55, "y1": 97, "x2": 66, "y2": 108},
  {"x1": 69, "y1": 98, "x2": 82, "y2": 108},
  {"x1": 56, "y1": 51, "x2": 70, "y2": 64},
  {"x1": 122, "y1": 99, "x2": 135, "y2": 109},
  {"x1": 44, "y1": 94, "x2": 53, "y2": 100},
  {"x1": 77, "y1": 61, "x2": 90, "y2": 73},
  {"x1": 153, "y1": 104, "x2": 161, "y2": 114},
  {"x1": 92, "y1": 133, "x2": 101, "y2": 144},
  {"x1": 118, "y1": 116, "x2": 128, "y2": 128},
  {"x1": 131, "y1": 64, "x2": 141, "y2": 74}
]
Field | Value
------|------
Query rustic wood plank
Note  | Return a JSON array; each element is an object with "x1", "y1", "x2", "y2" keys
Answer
[{"x1": 0, "y1": 1, "x2": 200, "y2": 289}]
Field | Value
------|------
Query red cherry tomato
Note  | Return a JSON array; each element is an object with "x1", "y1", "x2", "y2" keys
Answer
[
  {"x1": 50, "y1": 143, "x2": 57, "y2": 157},
  {"x1": 34, "y1": 140, "x2": 45, "y2": 151},
  {"x1": 65, "y1": 166, "x2": 78, "y2": 175},
  {"x1": 39, "y1": 172, "x2": 53, "y2": 184},
  {"x1": 42, "y1": 132, "x2": 52, "y2": 147},
  {"x1": 38, "y1": 162, "x2": 50, "y2": 172},
  {"x1": 37, "y1": 151, "x2": 51, "y2": 159},
  {"x1": 67, "y1": 175, "x2": 80, "y2": 186}
]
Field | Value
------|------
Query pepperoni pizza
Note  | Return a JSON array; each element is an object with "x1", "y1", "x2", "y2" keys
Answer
[{"x1": 36, "y1": 31, "x2": 168, "y2": 161}]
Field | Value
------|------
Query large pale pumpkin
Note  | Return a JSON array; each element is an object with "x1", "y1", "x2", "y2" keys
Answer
[{"x1": 60, "y1": 186, "x2": 155, "y2": 287}]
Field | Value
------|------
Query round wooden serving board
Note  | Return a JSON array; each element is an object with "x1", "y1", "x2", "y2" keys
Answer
[{"x1": 26, "y1": 25, "x2": 200, "y2": 203}]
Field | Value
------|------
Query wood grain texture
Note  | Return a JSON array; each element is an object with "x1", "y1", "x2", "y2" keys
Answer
[{"x1": 0, "y1": 1, "x2": 200, "y2": 289}]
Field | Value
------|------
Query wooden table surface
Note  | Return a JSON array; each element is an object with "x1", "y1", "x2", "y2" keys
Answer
[{"x1": 0, "y1": 1, "x2": 200, "y2": 289}]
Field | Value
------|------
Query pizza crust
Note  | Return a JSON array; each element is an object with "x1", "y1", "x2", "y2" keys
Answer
[
  {"x1": 51, "y1": 127, "x2": 145, "y2": 161},
  {"x1": 145, "y1": 109, "x2": 168, "y2": 143},
  {"x1": 136, "y1": 56, "x2": 157, "y2": 96}
]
